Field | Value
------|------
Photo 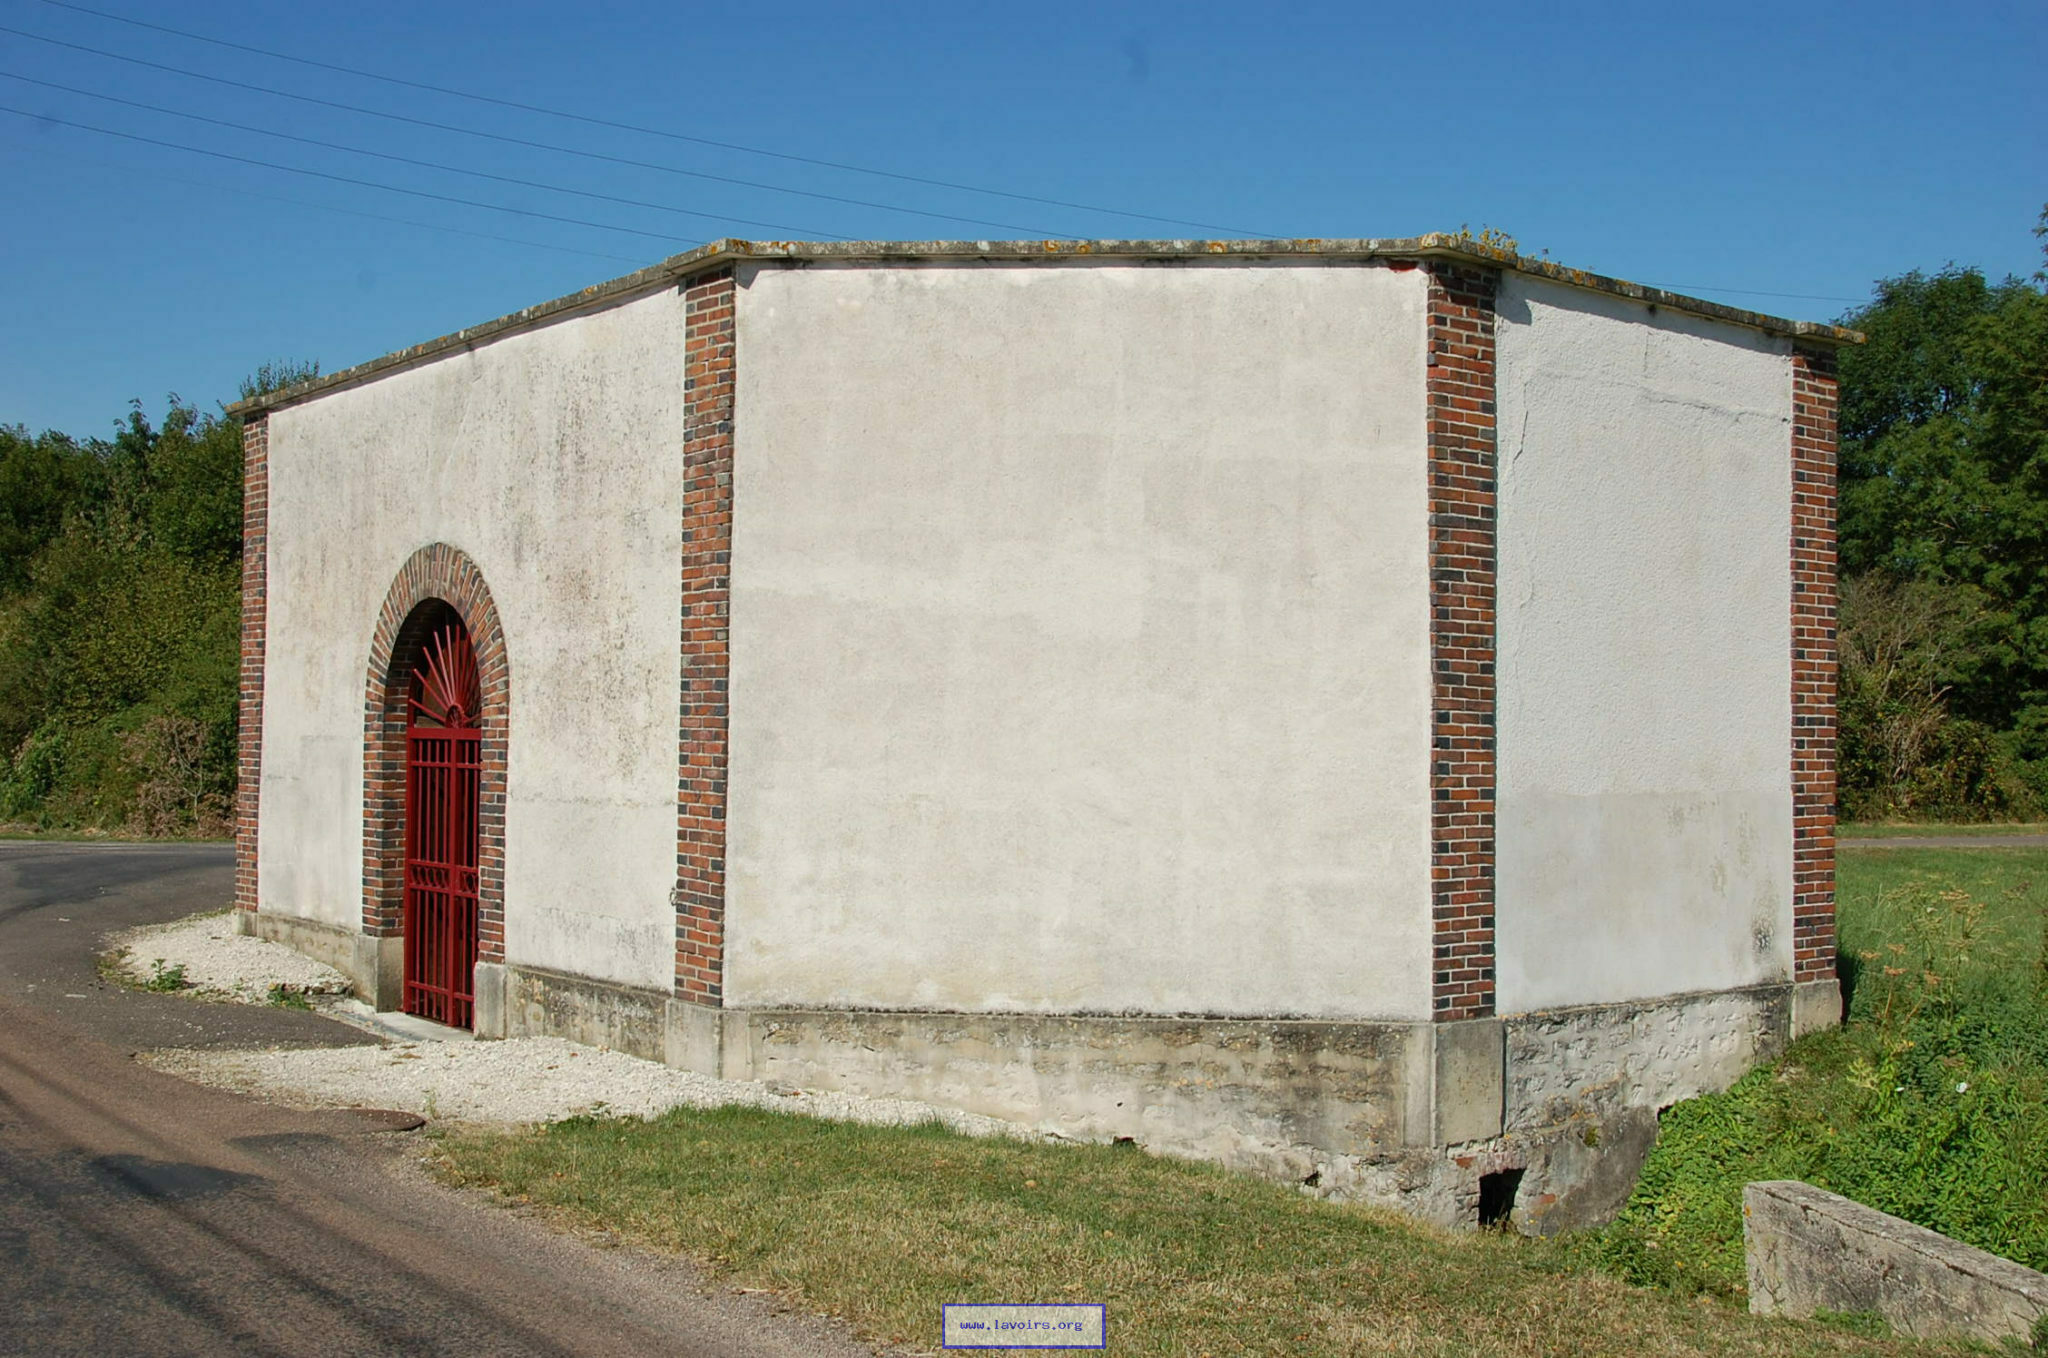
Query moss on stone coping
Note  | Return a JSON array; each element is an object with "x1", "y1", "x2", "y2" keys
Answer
[{"x1": 229, "y1": 234, "x2": 1865, "y2": 419}]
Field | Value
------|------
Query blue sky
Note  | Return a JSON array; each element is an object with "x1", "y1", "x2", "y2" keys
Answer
[{"x1": 1, "y1": 0, "x2": 2043, "y2": 438}]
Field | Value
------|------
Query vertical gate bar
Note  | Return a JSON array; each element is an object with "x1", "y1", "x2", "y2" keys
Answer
[
  {"x1": 445, "y1": 743, "x2": 454, "y2": 1021},
  {"x1": 468, "y1": 744, "x2": 477, "y2": 1008},
  {"x1": 432, "y1": 755, "x2": 441, "y2": 877},
  {"x1": 462, "y1": 736, "x2": 473, "y2": 1013},
  {"x1": 446, "y1": 745, "x2": 454, "y2": 1019},
  {"x1": 438, "y1": 888, "x2": 448, "y2": 1021},
  {"x1": 411, "y1": 737, "x2": 423, "y2": 1015},
  {"x1": 453, "y1": 746, "x2": 464, "y2": 1016}
]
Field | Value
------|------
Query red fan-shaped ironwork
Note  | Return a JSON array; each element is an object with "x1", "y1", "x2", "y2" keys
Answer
[{"x1": 409, "y1": 618, "x2": 481, "y2": 730}]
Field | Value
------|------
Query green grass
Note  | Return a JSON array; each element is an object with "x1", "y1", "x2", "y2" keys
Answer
[
  {"x1": 434, "y1": 1111, "x2": 1968, "y2": 1356},
  {"x1": 431, "y1": 848, "x2": 2046, "y2": 1354},
  {"x1": 1602, "y1": 849, "x2": 2048, "y2": 1300}
]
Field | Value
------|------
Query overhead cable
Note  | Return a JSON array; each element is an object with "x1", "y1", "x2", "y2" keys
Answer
[
  {"x1": 1643, "y1": 283, "x2": 1866, "y2": 306},
  {"x1": 0, "y1": 71, "x2": 852, "y2": 238},
  {"x1": 0, "y1": 24, "x2": 1075, "y2": 238},
  {"x1": 8, "y1": 141, "x2": 646, "y2": 264},
  {"x1": 0, "y1": 104, "x2": 708, "y2": 246},
  {"x1": 26, "y1": 0, "x2": 1273, "y2": 236}
]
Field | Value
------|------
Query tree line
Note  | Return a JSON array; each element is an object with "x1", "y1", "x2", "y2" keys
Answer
[
  {"x1": 1837, "y1": 209, "x2": 2048, "y2": 819},
  {"x1": 1, "y1": 217, "x2": 2044, "y2": 833},
  {"x1": 0, "y1": 362, "x2": 312, "y2": 835}
]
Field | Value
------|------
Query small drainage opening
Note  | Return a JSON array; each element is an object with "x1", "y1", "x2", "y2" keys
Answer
[{"x1": 1478, "y1": 1168, "x2": 1523, "y2": 1230}]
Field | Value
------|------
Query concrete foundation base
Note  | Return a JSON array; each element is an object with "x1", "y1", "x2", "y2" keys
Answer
[
  {"x1": 240, "y1": 914, "x2": 1820, "y2": 1231},
  {"x1": 237, "y1": 911, "x2": 394, "y2": 1004},
  {"x1": 1490, "y1": 982, "x2": 1802, "y2": 1232},
  {"x1": 236, "y1": 908, "x2": 348, "y2": 969},
  {"x1": 501, "y1": 964, "x2": 666, "y2": 1060},
  {"x1": 650, "y1": 978, "x2": 1808, "y2": 1232},
  {"x1": 692, "y1": 1001, "x2": 1430, "y2": 1170}
]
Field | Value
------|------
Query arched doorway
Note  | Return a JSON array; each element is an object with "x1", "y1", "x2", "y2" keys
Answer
[
  {"x1": 403, "y1": 604, "x2": 481, "y2": 1027},
  {"x1": 363, "y1": 544, "x2": 509, "y2": 1020}
]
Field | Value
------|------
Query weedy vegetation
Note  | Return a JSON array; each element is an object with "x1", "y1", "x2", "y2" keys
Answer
[
  {"x1": 1602, "y1": 848, "x2": 2048, "y2": 1298},
  {"x1": 140, "y1": 958, "x2": 189, "y2": 992}
]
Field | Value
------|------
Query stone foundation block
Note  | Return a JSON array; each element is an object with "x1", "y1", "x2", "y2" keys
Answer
[
  {"x1": 349, "y1": 933, "x2": 404, "y2": 1011},
  {"x1": 1433, "y1": 1018, "x2": 1505, "y2": 1144},
  {"x1": 472, "y1": 961, "x2": 508, "y2": 1039},
  {"x1": 1790, "y1": 978, "x2": 1843, "y2": 1039},
  {"x1": 664, "y1": 997, "x2": 725, "y2": 1075}
]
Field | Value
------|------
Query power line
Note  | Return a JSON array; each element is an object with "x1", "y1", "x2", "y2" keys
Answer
[
  {"x1": 1, "y1": 61, "x2": 1859, "y2": 313},
  {"x1": 4, "y1": 140, "x2": 646, "y2": 264},
  {"x1": 7, "y1": 97, "x2": 1862, "y2": 318},
  {"x1": 3, "y1": 90, "x2": 1869, "y2": 307},
  {"x1": 26, "y1": 0, "x2": 1273, "y2": 237},
  {"x1": 1648, "y1": 283, "x2": 1866, "y2": 307},
  {"x1": 0, "y1": 70, "x2": 855, "y2": 239},
  {"x1": 0, "y1": 103, "x2": 704, "y2": 247},
  {"x1": 14, "y1": 0, "x2": 1870, "y2": 314},
  {"x1": 0, "y1": 24, "x2": 1076, "y2": 238}
]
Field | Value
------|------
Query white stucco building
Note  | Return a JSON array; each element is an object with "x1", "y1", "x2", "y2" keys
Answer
[{"x1": 231, "y1": 236, "x2": 1853, "y2": 1228}]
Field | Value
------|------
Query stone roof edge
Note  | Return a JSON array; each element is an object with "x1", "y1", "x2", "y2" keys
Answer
[{"x1": 229, "y1": 235, "x2": 1865, "y2": 417}]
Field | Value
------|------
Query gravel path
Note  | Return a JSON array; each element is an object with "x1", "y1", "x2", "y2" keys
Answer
[
  {"x1": 107, "y1": 911, "x2": 353, "y2": 1003},
  {"x1": 124, "y1": 912, "x2": 1041, "y2": 1140},
  {"x1": 144, "y1": 1037, "x2": 1043, "y2": 1138}
]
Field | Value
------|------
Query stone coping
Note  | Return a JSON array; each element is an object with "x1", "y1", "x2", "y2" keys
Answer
[{"x1": 229, "y1": 235, "x2": 1865, "y2": 418}]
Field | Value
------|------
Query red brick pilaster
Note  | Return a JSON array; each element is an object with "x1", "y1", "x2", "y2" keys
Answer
[
  {"x1": 1426, "y1": 263, "x2": 1499, "y2": 1021},
  {"x1": 676, "y1": 269, "x2": 735, "y2": 1005},
  {"x1": 1790, "y1": 346, "x2": 1839, "y2": 982},
  {"x1": 363, "y1": 544, "x2": 510, "y2": 961},
  {"x1": 235, "y1": 415, "x2": 268, "y2": 912}
]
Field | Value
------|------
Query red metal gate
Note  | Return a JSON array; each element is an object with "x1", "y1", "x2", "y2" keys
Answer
[{"x1": 403, "y1": 614, "x2": 481, "y2": 1028}]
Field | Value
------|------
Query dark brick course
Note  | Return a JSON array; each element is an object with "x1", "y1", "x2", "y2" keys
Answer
[
  {"x1": 676, "y1": 270, "x2": 735, "y2": 1005},
  {"x1": 1426, "y1": 262, "x2": 1499, "y2": 1021},
  {"x1": 235, "y1": 416, "x2": 268, "y2": 913},
  {"x1": 1791, "y1": 346, "x2": 1839, "y2": 983}
]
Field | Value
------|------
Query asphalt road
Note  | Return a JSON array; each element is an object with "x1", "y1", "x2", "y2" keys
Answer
[
  {"x1": 1840, "y1": 834, "x2": 2048, "y2": 850},
  {"x1": 0, "y1": 840, "x2": 877, "y2": 1358},
  {"x1": 0, "y1": 840, "x2": 377, "y2": 1053}
]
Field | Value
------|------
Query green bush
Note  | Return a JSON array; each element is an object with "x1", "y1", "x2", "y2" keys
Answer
[
  {"x1": 0, "y1": 717, "x2": 64, "y2": 818},
  {"x1": 1836, "y1": 573, "x2": 2041, "y2": 822}
]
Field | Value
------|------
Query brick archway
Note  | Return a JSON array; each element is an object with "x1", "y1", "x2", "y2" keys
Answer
[{"x1": 364, "y1": 544, "x2": 509, "y2": 962}]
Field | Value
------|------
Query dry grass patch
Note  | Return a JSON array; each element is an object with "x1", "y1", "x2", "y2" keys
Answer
[{"x1": 432, "y1": 1107, "x2": 1968, "y2": 1357}]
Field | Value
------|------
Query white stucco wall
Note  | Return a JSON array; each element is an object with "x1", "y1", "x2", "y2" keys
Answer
[
  {"x1": 726, "y1": 261, "x2": 1433, "y2": 1020},
  {"x1": 1493, "y1": 274, "x2": 1795, "y2": 1013},
  {"x1": 258, "y1": 289, "x2": 686, "y2": 990}
]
